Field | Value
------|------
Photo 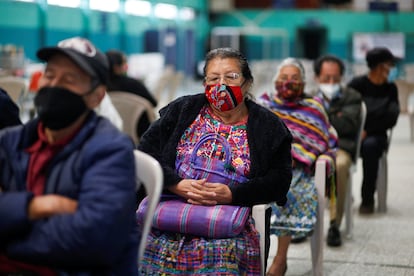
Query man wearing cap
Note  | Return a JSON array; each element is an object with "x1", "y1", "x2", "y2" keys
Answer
[
  {"x1": 348, "y1": 47, "x2": 400, "y2": 215},
  {"x1": 0, "y1": 37, "x2": 139, "y2": 275}
]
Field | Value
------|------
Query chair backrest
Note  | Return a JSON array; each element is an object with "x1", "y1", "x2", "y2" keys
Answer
[
  {"x1": 134, "y1": 149, "x2": 163, "y2": 265},
  {"x1": 108, "y1": 91, "x2": 156, "y2": 144},
  {"x1": 353, "y1": 101, "x2": 367, "y2": 164},
  {"x1": 0, "y1": 76, "x2": 27, "y2": 104}
]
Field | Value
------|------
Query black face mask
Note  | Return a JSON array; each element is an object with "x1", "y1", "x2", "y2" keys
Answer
[{"x1": 34, "y1": 87, "x2": 88, "y2": 130}]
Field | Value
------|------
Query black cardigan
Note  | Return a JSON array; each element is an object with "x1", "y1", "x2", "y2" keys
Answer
[{"x1": 138, "y1": 94, "x2": 292, "y2": 207}]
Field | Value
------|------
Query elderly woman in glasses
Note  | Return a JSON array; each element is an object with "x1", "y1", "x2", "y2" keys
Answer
[
  {"x1": 137, "y1": 48, "x2": 292, "y2": 275},
  {"x1": 258, "y1": 58, "x2": 338, "y2": 276}
]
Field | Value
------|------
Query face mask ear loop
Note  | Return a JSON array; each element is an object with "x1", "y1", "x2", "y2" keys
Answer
[
  {"x1": 239, "y1": 79, "x2": 250, "y2": 98},
  {"x1": 240, "y1": 76, "x2": 252, "y2": 87}
]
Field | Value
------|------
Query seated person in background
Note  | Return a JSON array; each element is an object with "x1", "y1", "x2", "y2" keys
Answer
[
  {"x1": 105, "y1": 50, "x2": 157, "y2": 107},
  {"x1": 313, "y1": 54, "x2": 362, "y2": 247},
  {"x1": 348, "y1": 47, "x2": 400, "y2": 214},
  {"x1": 106, "y1": 50, "x2": 157, "y2": 137},
  {"x1": 137, "y1": 47, "x2": 292, "y2": 275},
  {"x1": 259, "y1": 58, "x2": 338, "y2": 276},
  {"x1": 0, "y1": 37, "x2": 138, "y2": 275},
  {"x1": 0, "y1": 87, "x2": 22, "y2": 129}
]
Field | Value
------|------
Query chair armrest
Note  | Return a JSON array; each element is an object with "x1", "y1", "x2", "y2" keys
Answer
[{"x1": 252, "y1": 204, "x2": 270, "y2": 219}]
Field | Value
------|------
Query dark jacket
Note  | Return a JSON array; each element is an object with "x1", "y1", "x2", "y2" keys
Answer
[
  {"x1": 0, "y1": 87, "x2": 22, "y2": 129},
  {"x1": 348, "y1": 75, "x2": 400, "y2": 136},
  {"x1": 0, "y1": 112, "x2": 138, "y2": 275},
  {"x1": 319, "y1": 86, "x2": 362, "y2": 161},
  {"x1": 107, "y1": 74, "x2": 157, "y2": 107},
  {"x1": 138, "y1": 93, "x2": 292, "y2": 207}
]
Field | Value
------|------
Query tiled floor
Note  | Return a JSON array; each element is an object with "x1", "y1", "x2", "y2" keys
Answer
[{"x1": 267, "y1": 114, "x2": 414, "y2": 276}]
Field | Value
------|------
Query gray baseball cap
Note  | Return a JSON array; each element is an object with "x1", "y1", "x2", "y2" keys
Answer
[{"x1": 37, "y1": 37, "x2": 109, "y2": 85}]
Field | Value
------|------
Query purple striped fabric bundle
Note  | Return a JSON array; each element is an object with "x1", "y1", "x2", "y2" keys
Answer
[{"x1": 137, "y1": 196, "x2": 250, "y2": 238}]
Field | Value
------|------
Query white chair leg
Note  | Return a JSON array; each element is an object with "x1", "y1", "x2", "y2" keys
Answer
[
  {"x1": 310, "y1": 205, "x2": 324, "y2": 276},
  {"x1": 344, "y1": 174, "x2": 353, "y2": 239},
  {"x1": 252, "y1": 204, "x2": 268, "y2": 276},
  {"x1": 377, "y1": 154, "x2": 388, "y2": 213},
  {"x1": 311, "y1": 160, "x2": 325, "y2": 276},
  {"x1": 410, "y1": 113, "x2": 414, "y2": 143}
]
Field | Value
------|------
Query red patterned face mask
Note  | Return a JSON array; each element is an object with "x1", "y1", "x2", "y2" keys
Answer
[
  {"x1": 275, "y1": 80, "x2": 304, "y2": 101},
  {"x1": 205, "y1": 84, "x2": 243, "y2": 112}
]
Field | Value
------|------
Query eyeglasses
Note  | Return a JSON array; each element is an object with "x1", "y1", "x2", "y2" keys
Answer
[
  {"x1": 205, "y1": 72, "x2": 242, "y2": 85},
  {"x1": 58, "y1": 37, "x2": 97, "y2": 57}
]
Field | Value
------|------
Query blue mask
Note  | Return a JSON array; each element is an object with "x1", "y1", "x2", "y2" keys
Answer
[{"x1": 387, "y1": 67, "x2": 398, "y2": 82}]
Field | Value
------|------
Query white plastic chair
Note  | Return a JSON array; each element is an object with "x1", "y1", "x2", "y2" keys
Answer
[
  {"x1": 94, "y1": 92, "x2": 124, "y2": 131},
  {"x1": 311, "y1": 158, "x2": 326, "y2": 276},
  {"x1": 252, "y1": 203, "x2": 269, "y2": 276},
  {"x1": 252, "y1": 159, "x2": 326, "y2": 276},
  {"x1": 344, "y1": 101, "x2": 367, "y2": 239},
  {"x1": 134, "y1": 149, "x2": 163, "y2": 265},
  {"x1": 377, "y1": 129, "x2": 392, "y2": 213},
  {"x1": 408, "y1": 92, "x2": 414, "y2": 142},
  {"x1": 151, "y1": 66, "x2": 183, "y2": 103},
  {"x1": 109, "y1": 92, "x2": 156, "y2": 145},
  {"x1": 0, "y1": 76, "x2": 27, "y2": 105}
]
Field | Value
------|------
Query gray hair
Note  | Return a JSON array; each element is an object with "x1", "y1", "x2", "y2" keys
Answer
[
  {"x1": 204, "y1": 47, "x2": 255, "y2": 100},
  {"x1": 272, "y1": 57, "x2": 306, "y2": 83},
  {"x1": 203, "y1": 47, "x2": 254, "y2": 84}
]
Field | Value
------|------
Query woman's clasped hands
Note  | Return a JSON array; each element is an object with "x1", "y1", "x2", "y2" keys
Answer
[{"x1": 168, "y1": 178, "x2": 233, "y2": 206}]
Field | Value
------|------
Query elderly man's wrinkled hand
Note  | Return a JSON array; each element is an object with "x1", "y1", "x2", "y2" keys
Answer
[{"x1": 28, "y1": 194, "x2": 78, "y2": 220}]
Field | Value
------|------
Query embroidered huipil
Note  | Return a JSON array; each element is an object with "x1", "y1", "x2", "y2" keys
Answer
[{"x1": 139, "y1": 106, "x2": 262, "y2": 275}]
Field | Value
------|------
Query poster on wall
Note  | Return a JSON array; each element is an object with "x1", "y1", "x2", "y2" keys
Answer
[{"x1": 352, "y1": 32, "x2": 405, "y2": 61}]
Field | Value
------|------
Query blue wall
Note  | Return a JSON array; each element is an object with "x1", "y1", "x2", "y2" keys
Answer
[
  {"x1": 1, "y1": 1, "x2": 414, "y2": 75},
  {"x1": 0, "y1": 1, "x2": 210, "y2": 75},
  {"x1": 209, "y1": 10, "x2": 414, "y2": 63}
]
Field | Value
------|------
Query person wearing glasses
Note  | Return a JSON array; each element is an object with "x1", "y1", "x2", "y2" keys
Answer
[
  {"x1": 137, "y1": 48, "x2": 292, "y2": 274},
  {"x1": 0, "y1": 37, "x2": 138, "y2": 275},
  {"x1": 259, "y1": 58, "x2": 338, "y2": 276}
]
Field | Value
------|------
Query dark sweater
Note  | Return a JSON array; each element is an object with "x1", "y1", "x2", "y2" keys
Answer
[
  {"x1": 324, "y1": 86, "x2": 362, "y2": 160},
  {"x1": 107, "y1": 74, "x2": 157, "y2": 107},
  {"x1": 138, "y1": 94, "x2": 293, "y2": 207},
  {"x1": 348, "y1": 75, "x2": 400, "y2": 136}
]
